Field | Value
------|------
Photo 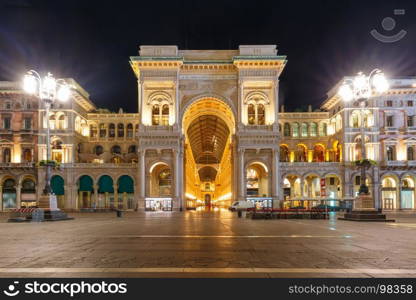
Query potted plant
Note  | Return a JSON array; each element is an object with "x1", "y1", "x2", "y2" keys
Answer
[{"x1": 38, "y1": 160, "x2": 61, "y2": 169}]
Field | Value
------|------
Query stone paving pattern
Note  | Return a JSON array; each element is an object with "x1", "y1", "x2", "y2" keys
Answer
[{"x1": 0, "y1": 210, "x2": 415, "y2": 277}]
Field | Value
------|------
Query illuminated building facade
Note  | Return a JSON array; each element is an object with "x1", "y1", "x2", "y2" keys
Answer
[{"x1": 0, "y1": 45, "x2": 415, "y2": 211}]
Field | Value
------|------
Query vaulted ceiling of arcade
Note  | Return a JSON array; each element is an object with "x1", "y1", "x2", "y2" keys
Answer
[{"x1": 186, "y1": 115, "x2": 230, "y2": 165}]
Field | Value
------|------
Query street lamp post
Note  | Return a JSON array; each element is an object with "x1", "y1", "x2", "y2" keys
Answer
[
  {"x1": 337, "y1": 69, "x2": 394, "y2": 221},
  {"x1": 338, "y1": 69, "x2": 389, "y2": 196},
  {"x1": 23, "y1": 70, "x2": 71, "y2": 208}
]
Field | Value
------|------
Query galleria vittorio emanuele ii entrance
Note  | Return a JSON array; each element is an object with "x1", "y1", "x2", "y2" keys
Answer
[{"x1": 182, "y1": 97, "x2": 235, "y2": 210}]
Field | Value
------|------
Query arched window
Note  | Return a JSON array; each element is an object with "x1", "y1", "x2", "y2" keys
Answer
[
  {"x1": 310, "y1": 123, "x2": 317, "y2": 137},
  {"x1": 52, "y1": 140, "x2": 62, "y2": 149},
  {"x1": 351, "y1": 112, "x2": 359, "y2": 128},
  {"x1": 51, "y1": 140, "x2": 63, "y2": 162},
  {"x1": 295, "y1": 145, "x2": 307, "y2": 162},
  {"x1": 90, "y1": 124, "x2": 97, "y2": 138},
  {"x1": 408, "y1": 146, "x2": 414, "y2": 161},
  {"x1": 23, "y1": 149, "x2": 32, "y2": 162},
  {"x1": 257, "y1": 104, "x2": 265, "y2": 125},
  {"x1": 313, "y1": 145, "x2": 325, "y2": 162},
  {"x1": 3, "y1": 148, "x2": 11, "y2": 163},
  {"x1": 94, "y1": 145, "x2": 104, "y2": 155},
  {"x1": 292, "y1": 123, "x2": 299, "y2": 137},
  {"x1": 158, "y1": 168, "x2": 172, "y2": 196},
  {"x1": 248, "y1": 104, "x2": 255, "y2": 125},
  {"x1": 161, "y1": 105, "x2": 169, "y2": 125},
  {"x1": 280, "y1": 145, "x2": 289, "y2": 162},
  {"x1": 283, "y1": 123, "x2": 290, "y2": 136},
  {"x1": 111, "y1": 145, "x2": 121, "y2": 154},
  {"x1": 128, "y1": 145, "x2": 136, "y2": 153},
  {"x1": 99, "y1": 124, "x2": 106, "y2": 138},
  {"x1": 335, "y1": 143, "x2": 341, "y2": 162},
  {"x1": 109, "y1": 123, "x2": 115, "y2": 138},
  {"x1": 301, "y1": 123, "x2": 308, "y2": 137},
  {"x1": 21, "y1": 178, "x2": 36, "y2": 193},
  {"x1": 127, "y1": 123, "x2": 133, "y2": 138},
  {"x1": 152, "y1": 104, "x2": 160, "y2": 125},
  {"x1": 75, "y1": 117, "x2": 81, "y2": 132},
  {"x1": 386, "y1": 146, "x2": 395, "y2": 161},
  {"x1": 322, "y1": 123, "x2": 327, "y2": 136},
  {"x1": 58, "y1": 115, "x2": 65, "y2": 129},
  {"x1": 246, "y1": 168, "x2": 259, "y2": 195},
  {"x1": 117, "y1": 123, "x2": 124, "y2": 137},
  {"x1": 49, "y1": 115, "x2": 56, "y2": 129},
  {"x1": 247, "y1": 103, "x2": 266, "y2": 125}
]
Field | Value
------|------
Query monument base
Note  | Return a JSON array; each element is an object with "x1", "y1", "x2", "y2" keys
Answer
[
  {"x1": 338, "y1": 194, "x2": 395, "y2": 222},
  {"x1": 8, "y1": 194, "x2": 74, "y2": 222}
]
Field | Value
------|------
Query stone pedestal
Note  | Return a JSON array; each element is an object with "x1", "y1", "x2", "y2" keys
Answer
[
  {"x1": 34, "y1": 194, "x2": 73, "y2": 222},
  {"x1": 38, "y1": 194, "x2": 58, "y2": 210},
  {"x1": 353, "y1": 194, "x2": 375, "y2": 211},
  {"x1": 339, "y1": 194, "x2": 394, "y2": 222}
]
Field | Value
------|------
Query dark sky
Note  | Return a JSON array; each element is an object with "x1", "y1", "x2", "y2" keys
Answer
[{"x1": 0, "y1": 0, "x2": 415, "y2": 112}]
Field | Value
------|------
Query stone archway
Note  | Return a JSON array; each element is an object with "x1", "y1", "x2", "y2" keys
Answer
[{"x1": 182, "y1": 97, "x2": 236, "y2": 210}]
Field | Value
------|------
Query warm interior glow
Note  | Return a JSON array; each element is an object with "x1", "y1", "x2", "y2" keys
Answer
[
  {"x1": 185, "y1": 193, "x2": 197, "y2": 200},
  {"x1": 216, "y1": 192, "x2": 232, "y2": 201}
]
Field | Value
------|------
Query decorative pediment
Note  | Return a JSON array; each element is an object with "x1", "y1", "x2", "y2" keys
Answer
[
  {"x1": 404, "y1": 137, "x2": 416, "y2": 144},
  {"x1": 147, "y1": 91, "x2": 173, "y2": 105},
  {"x1": 244, "y1": 91, "x2": 269, "y2": 104},
  {"x1": 382, "y1": 137, "x2": 399, "y2": 145}
]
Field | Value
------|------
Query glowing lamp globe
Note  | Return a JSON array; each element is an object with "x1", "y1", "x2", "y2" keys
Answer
[
  {"x1": 57, "y1": 85, "x2": 71, "y2": 102},
  {"x1": 23, "y1": 74, "x2": 38, "y2": 94},
  {"x1": 372, "y1": 72, "x2": 389, "y2": 93},
  {"x1": 338, "y1": 84, "x2": 353, "y2": 102}
]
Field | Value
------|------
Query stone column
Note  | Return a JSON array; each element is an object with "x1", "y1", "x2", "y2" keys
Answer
[
  {"x1": 173, "y1": 149, "x2": 183, "y2": 210},
  {"x1": 139, "y1": 149, "x2": 146, "y2": 209},
  {"x1": 175, "y1": 81, "x2": 179, "y2": 125},
  {"x1": 71, "y1": 185, "x2": 78, "y2": 209},
  {"x1": 238, "y1": 79, "x2": 243, "y2": 124},
  {"x1": 373, "y1": 182, "x2": 381, "y2": 210},
  {"x1": 232, "y1": 135, "x2": 238, "y2": 203},
  {"x1": 93, "y1": 184, "x2": 99, "y2": 208},
  {"x1": 238, "y1": 148, "x2": 245, "y2": 201},
  {"x1": 271, "y1": 148, "x2": 279, "y2": 207},
  {"x1": 0, "y1": 185, "x2": 3, "y2": 211},
  {"x1": 300, "y1": 178, "x2": 305, "y2": 198},
  {"x1": 16, "y1": 183, "x2": 21, "y2": 209},
  {"x1": 114, "y1": 184, "x2": 119, "y2": 209},
  {"x1": 179, "y1": 147, "x2": 184, "y2": 210},
  {"x1": 274, "y1": 80, "x2": 279, "y2": 124},
  {"x1": 138, "y1": 80, "x2": 142, "y2": 121},
  {"x1": 397, "y1": 184, "x2": 402, "y2": 210}
]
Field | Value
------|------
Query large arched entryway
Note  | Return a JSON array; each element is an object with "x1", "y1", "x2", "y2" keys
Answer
[{"x1": 182, "y1": 97, "x2": 235, "y2": 210}]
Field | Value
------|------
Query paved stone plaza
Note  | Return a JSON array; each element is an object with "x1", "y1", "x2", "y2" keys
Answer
[{"x1": 0, "y1": 210, "x2": 416, "y2": 278}]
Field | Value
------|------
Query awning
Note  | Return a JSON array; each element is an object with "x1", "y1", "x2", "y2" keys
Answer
[
  {"x1": 98, "y1": 175, "x2": 114, "y2": 193},
  {"x1": 51, "y1": 175, "x2": 65, "y2": 195},
  {"x1": 118, "y1": 175, "x2": 134, "y2": 193}
]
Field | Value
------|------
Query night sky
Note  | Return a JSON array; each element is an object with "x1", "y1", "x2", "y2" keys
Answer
[{"x1": 0, "y1": 0, "x2": 415, "y2": 112}]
